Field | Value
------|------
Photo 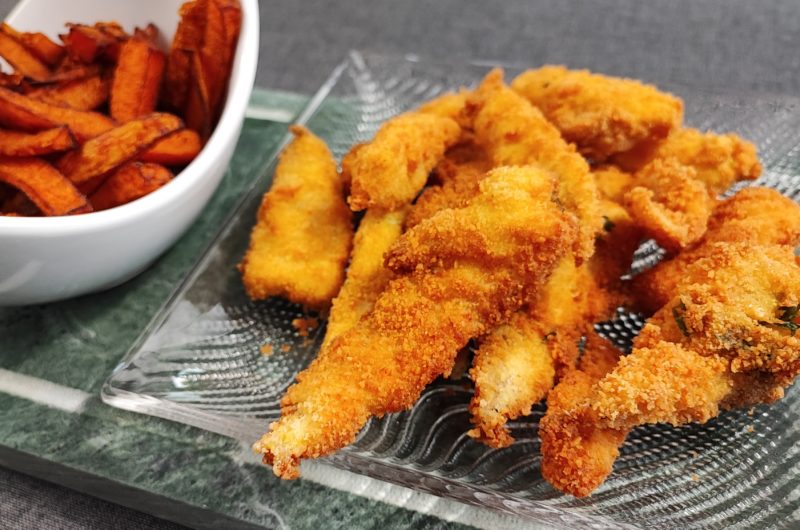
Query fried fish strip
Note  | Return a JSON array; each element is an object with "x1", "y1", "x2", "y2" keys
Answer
[
  {"x1": 254, "y1": 166, "x2": 578, "y2": 478},
  {"x1": 416, "y1": 90, "x2": 472, "y2": 128},
  {"x1": 511, "y1": 65, "x2": 683, "y2": 161},
  {"x1": 322, "y1": 207, "x2": 408, "y2": 349},
  {"x1": 612, "y1": 127, "x2": 761, "y2": 194},
  {"x1": 467, "y1": 141, "x2": 636, "y2": 447},
  {"x1": 347, "y1": 112, "x2": 461, "y2": 211},
  {"x1": 539, "y1": 332, "x2": 628, "y2": 497},
  {"x1": 405, "y1": 142, "x2": 492, "y2": 229},
  {"x1": 624, "y1": 157, "x2": 717, "y2": 251},
  {"x1": 467, "y1": 312, "x2": 555, "y2": 447},
  {"x1": 632, "y1": 187, "x2": 800, "y2": 313},
  {"x1": 468, "y1": 254, "x2": 622, "y2": 447},
  {"x1": 470, "y1": 69, "x2": 601, "y2": 260},
  {"x1": 594, "y1": 243, "x2": 800, "y2": 432},
  {"x1": 240, "y1": 125, "x2": 352, "y2": 309}
]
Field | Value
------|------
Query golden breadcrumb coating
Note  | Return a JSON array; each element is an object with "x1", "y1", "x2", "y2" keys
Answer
[
  {"x1": 511, "y1": 65, "x2": 683, "y2": 161},
  {"x1": 347, "y1": 112, "x2": 461, "y2": 211},
  {"x1": 416, "y1": 90, "x2": 473, "y2": 129},
  {"x1": 624, "y1": 157, "x2": 717, "y2": 252},
  {"x1": 632, "y1": 187, "x2": 800, "y2": 313},
  {"x1": 322, "y1": 207, "x2": 409, "y2": 349},
  {"x1": 469, "y1": 68, "x2": 602, "y2": 260},
  {"x1": 592, "y1": 164, "x2": 634, "y2": 204},
  {"x1": 405, "y1": 142, "x2": 492, "y2": 229},
  {"x1": 240, "y1": 125, "x2": 352, "y2": 309},
  {"x1": 255, "y1": 166, "x2": 578, "y2": 478},
  {"x1": 613, "y1": 127, "x2": 761, "y2": 194},
  {"x1": 539, "y1": 332, "x2": 628, "y2": 497}
]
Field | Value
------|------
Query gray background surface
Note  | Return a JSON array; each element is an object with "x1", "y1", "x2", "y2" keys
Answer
[{"x1": 2, "y1": 0, "x2": 799, "y2": 528}]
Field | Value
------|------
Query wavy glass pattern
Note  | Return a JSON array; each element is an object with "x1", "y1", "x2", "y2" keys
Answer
[{"x1": 103, "y1": 51, "x2": 800, "y2": 529}]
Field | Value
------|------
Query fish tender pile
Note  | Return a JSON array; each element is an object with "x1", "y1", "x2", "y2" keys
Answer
[{"x1": 241, "y1": 65, "x2": 799, "y2": 496}]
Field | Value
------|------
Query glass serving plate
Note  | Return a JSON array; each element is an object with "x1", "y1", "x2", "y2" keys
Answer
[{"x1": 102, "y1": 51, "x2": 800, "y2": 529}]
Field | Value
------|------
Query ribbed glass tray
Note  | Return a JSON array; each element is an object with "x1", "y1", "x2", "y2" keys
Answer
[{"x1": 102, "y1": 51, "x2": 800, "y2": 529}]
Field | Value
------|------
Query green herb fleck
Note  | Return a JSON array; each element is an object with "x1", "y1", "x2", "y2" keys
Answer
[
  {"x1": 672, "y1": 301, "x2": 689, "y2": 337},
  {"x1": 602, "y1": 216, "x2": 616, "y2": 233},
  {"x1": 759, "y1": 305, "x2": 800, "y2": 336},
  {"x1": 779, "y1": 305, "x2": 799, "y2": 323}
]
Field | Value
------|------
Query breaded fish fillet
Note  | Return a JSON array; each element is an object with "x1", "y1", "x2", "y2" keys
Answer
[
  {"x1": 405, "y1": 142, "x2": 492, "y2": 229},
  {"x1": 467, "y1": 311, "x2": 556, "y2": 448},
  {"x1": 594, "y1": 243, "x2": 800, "y2": 431},
  {"x1": 470, "y1": 69, "x2": 601, "y2": 260},
  {"x1": 347, "y1": 112, "x2": 461, "y2": 211},
  {"x1": 542, "y1": 243, "x2": 799, "y2": 497},
  {"x1": 240, "y1": 125, "x2": 352, "y2": 309},
  {"x1": 417, "y1": 90, "x2": 472, "y2": 128},
  {"x1": 322, "y1": 207, "x2": 408, "y2": 349},
  {"x1": 511, "y1": 65, "x2": 683, "y2": 161},
  {"x1": 632, "y1": 187, "x2": 800, "y2": 313},
  {"x1": 468, "y1": 255, "x2": 622, "y2": 447},
  {"x1": 254, "y1": 166, "x2": 578, "y2": 478},
  {"x1": 613, "y1": 127, "x2": 761, "y2": 194},
  {"x1": 539, "y1": 332, "x2": 628, "y2": 497}
]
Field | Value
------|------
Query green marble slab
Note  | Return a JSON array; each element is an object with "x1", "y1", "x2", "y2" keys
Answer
[{"x1": 0, "y1": 88, "x2": 470, "y2": 530}]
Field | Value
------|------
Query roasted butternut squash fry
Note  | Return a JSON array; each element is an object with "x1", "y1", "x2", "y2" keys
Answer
[
  {"x1": 89, "y1": 161, "x2": 172, "y2": 210},
  {"x1": 58, "y1": 113, "x2": 182, "y2": 187},
  {"x1": 164, "y1": 0, "x2": 206, "y2": 112},
  {"x1": 139, "y1": 129, "x2": 201, "y2": 165},
  {"x1": 27, "y1": 74, "x2": 109, "y2": 110},
  {"x1": 1, "y1": 24, "x2": 64, "y2": 67},
  {"x1": 0, "y1": 87, "x2": 114, "y2": 140},
  {"x1": 0, "y1": 126, "x2": 76, "y2": 156},
  {"x1": 0, "y1": 156, "x2": 90, "y2": 215},
  {"x1": 110, "y1": 33, "x2": 165, "y2": 122},
  {"x1": 0, "y1": 29, "x2": 51, "y2": 82}
]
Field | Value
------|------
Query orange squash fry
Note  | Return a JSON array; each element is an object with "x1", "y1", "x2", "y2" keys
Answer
[
  {"x1": 164, "y1": 0, "x2": 206, "y2": 112},
  {"x1": 0, "y1": 30, "x2": 51, "y2": 82},
  {"x1": 0, "y1": 86, "x2": 115, "y2": 141},
  {"x1": 183, "y1": 51, "x2": 212, "y2": 138},
  {"x1": 60, "y1": 23, "x2": 124, "y2": 63},
  {"x1": 20, "y1": 32, "x2": 64, "y2": 66},
  {"x1": 110, "y1": 35, "x2": 166, "y2": 122},
  {"x1": 0, "y1": 156, "x2": 90, "y2": 215},
  {"x1": 27, "y1": 74, "x2": 109, "y2": 110},
  {"x1": 58, "y1": 113, "x2": 183, "y2": 186},
  {"x1": 0, "y1": 72, "x2": 23, "y2": 88},
  {"x1": 139, "y1": 129, "x2": 202, "y2": 165},
  {"x1": 0, "y1": 126, "x2": 76, "y2": 156},
  {"x1": 1, "y1": 23, "x2": 64, "y2": 67},
  {"x1": 89, "y1": 161, "x2": 172, "y2": 211},
  {"x1": 45, "y1": 62, "x2": 100, "y2": 83},
  {"x1": 202, "y1": 0, "x2": 240, "y2": 120}
]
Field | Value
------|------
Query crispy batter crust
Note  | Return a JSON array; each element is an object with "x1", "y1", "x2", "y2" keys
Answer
[
  {"x1": 240, "y1": 125, "x2": 352, "y2": 309},
  {"x1": 511, "y1": 65, "x2": 683, "y2": 160},
  {"x1": 347, "y1": 112, "x2": 461, "y2": 211}
]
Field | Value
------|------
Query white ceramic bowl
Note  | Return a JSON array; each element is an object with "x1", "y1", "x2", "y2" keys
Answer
[{"x1": 0, "y1": 0, "x2": 259, "y2": 306}]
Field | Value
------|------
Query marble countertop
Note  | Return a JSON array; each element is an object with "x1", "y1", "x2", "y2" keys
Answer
[{"x1": 2, "y1": 1, "x2": 800, "y2": 529}]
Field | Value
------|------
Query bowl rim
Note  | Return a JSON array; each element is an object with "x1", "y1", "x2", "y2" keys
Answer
[{"x1": 0, "y1": 0, "x2": 260, "y2": 236}]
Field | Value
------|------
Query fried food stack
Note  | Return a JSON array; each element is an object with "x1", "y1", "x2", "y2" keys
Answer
[{"x1": 242, "y1": 65, "x2": 800, "y2": 496}]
